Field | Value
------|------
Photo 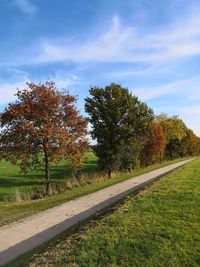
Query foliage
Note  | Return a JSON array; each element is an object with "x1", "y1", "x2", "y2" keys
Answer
[
  {"x1": 156, "y1": 114, "x2": 187, "y2": 142},
  {"x1": 140, "y1": 121, "x2": 166, "y2": 166},
  {"x1": 85, "y1": 83, "x2": 153, "y2": 176},
  {"x1": 0, "y1": 81, "x2": 88, "y2": 195},
  {"x1": 119, "y1": 140, "x2": 140, "y2": 171},
  {"x1": 156, "y1": 114, "x2": 187, "y2": 159},
  {"x1": 179, "y1": 128, "x2": 199, "y2": 157}
]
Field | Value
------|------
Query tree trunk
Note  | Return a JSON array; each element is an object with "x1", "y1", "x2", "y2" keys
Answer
[
  {"x1": 128, "y1": 164, "x2": 133, "y2": 172},
  {"x1": 169, "y1": 149, "x2": 173, "y2": 160},
  {"x1": 108, "y1": 169, "x2": 112, "y2": 178},
  {"x1": 44, "y1": 147, "x2": 52, "y2": 196},
  {"x1": 160, "y1": 152, "x2": 162, "y2": 163}
]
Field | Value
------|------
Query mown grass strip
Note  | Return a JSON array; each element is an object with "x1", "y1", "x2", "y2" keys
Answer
[{"x1": 21, "y1": 157, "x2": 200, "y2": 267}]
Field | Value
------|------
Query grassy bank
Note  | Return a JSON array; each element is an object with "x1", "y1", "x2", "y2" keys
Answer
[
  {"x1": 0, "y1": 157, "x2": 191, "y2": 227},
  {"x1": 23, "y1": 158, "x2": 200, "y2": 267}
]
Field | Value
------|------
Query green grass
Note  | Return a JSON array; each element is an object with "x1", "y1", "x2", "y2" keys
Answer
[
  {"x1": 22, "y1": 158, "x2": 200, "y2": 267},
  {"x1": 0, "y1": 151, "x2": 98, "y2": 201},
  {"x1": 0, "y1": 157, "x2": 191, "y2": 228}
]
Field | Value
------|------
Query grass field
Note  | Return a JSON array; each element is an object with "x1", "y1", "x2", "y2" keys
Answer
[
  {"x1": 0, "y1": 151, "x2": 98, "y2": 201},
  {"x1": 0, "y1": 158, "x2": 190, "y2": 227},
  {"x1": 22, "y1": 158, "x2": 200, "y2": 267}
]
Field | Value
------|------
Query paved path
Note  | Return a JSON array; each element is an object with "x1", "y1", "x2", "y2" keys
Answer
[{"x1": 0, "y1": 159, "x2": 194, "y2": 266}]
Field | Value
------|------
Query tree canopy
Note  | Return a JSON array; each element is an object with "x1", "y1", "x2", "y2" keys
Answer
[
  {"x1": 156, "y1": 114, "x2": 187, "y2": 159},
  {"x1": 140, "y1": 121, "x2": 166, "y2": 166},
  {"x1": 85, "y1": 83, "x2": 153, "y2": 176},
  {"x1": 0, "y1": 81, "x2": 88, "y2": 195}
]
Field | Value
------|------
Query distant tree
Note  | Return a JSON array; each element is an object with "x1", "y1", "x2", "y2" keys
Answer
[
  {"x1": 0, "y1": 81, "x2": 88, "y2": 195},
  {"x1": 197, "y1": 137, "x2": 200, "y2": 156},
  {"x1": 179, "y1": 128, "x2": 199, "y2": 157},
  {"x1": 156, "y1": 114, "x2": 187, "y2": 159},
  {"x1": 140, "y1": 121, "x2": 166, "y2": 166},
  {"x1": 85, "y1": 83, "x2": 153, "y2": 177}
]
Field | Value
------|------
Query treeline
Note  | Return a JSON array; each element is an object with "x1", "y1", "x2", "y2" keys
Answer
[
  {"x1": 86, "y1": 83, "x2": 200, "y2": 177},
  {"x1": 0, "y1": 82, "x2": 199, "y2": 195}
]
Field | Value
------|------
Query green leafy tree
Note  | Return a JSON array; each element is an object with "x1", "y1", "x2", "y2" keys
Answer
[
  {"x1": 179, "y1": 128, "x2": 199, "y2": 157},
  {"x1": 197, "y1": 137, "x2": 200, "y2": 155},
  {"x1": 120, "y1": 140, "x2": 140, "y2": 172},
  {"x1": 156, "y1": 114, "x2": 187, "y2": 159},
  {"x1": 85, "y1": 83, "x2": 153, "y2": 177}
]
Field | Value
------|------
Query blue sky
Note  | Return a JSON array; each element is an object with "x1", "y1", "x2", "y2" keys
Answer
[{"x1": 0, "y1": 0, "x2": 200, "y2": 135}]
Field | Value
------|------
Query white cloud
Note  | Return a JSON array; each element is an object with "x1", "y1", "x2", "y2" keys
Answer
[
  {"x1": 104, "y1": 63, "x2": 175, "y2": 78},
  {"x1": 131, "y1": 78, "x2": 200, "y2": 137},
  {"x1": 0, "y1": 68, "x2": 30, "y2": 105},
  {"x1": 50, "y1": 71, "x2": 82, "y2": 89},
  {"x1": 0, "y1": 70, "x2": 83, "y2": 106},
  {"x1": 37, "y1": 15, "x2": 135, "y2": 63},
  {"x1": 132, "y1": 78, "x2": 200, "y2": 101},
  {"x1": 34, "y1": 9, "x2": 200, "y2": 64},
  {"x1": 13, "y1": 0, "x2": 37, "y2": 16},
  {"x1": 181, "y1": 105, "x2": 200, "y2": 116},
  {"x1": 181, "y1": 105, "x2": 200, "y2": 136},
  {"x1": 0, "y1": 81, "x2": 25, "y2": 105},
  {"x1": 3, "y1": 6, "x2": 200, "y2": 73}
]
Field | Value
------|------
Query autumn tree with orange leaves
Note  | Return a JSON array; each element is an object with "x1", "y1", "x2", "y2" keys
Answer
[
  {"x1": 0, "y1": 81, "x2": 88, "y2": 195},
  {"x1": 140, "y1": 121, "x2": 166, "y2": 166}
]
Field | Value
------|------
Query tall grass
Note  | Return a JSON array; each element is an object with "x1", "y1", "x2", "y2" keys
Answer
[
  {"x1": 6, "y1": 171, "x2": 121, "y2": 202},
  {"x1": 6, "y1": 187, "x2": 46, "y2": 202}
]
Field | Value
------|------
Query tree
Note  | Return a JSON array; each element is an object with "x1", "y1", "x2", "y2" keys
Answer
[
  {"x1": 179, "y1": 128, "x2": 199, "y2": 157},
  {"x1": 197, "y1": 137, "x2": 200, "y2": 156},
  {"x1": 0, "y1": 81, "x2": 88, "y2": 195},
  {"x1": 85, "y1": 83, "x2": 153, "y2": 177},
  {"x1": 119, "y1": 140, "x2": 140, "y2": 172},
  {"x1": 140, "y1": 121, "x2": 166, "y2": 166},
  {"x1": 156, "y1": 114, "x2": 187, "y2": 159},
  {"x1": 68, "y1": 140, "x2": 89, "y2": 177}
]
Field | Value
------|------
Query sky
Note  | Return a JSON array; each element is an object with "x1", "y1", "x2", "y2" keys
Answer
[{"x1": 0, "y1": 0, "x2": 200, "y2": 136}]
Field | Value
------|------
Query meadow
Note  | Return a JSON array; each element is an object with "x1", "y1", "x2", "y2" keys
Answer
[
  {"x1": 23, "y1": 158, "x2": 200, "y2": 267},
  {"x1": 0, "y1": 151, "x2": 98, "y2": 201}
]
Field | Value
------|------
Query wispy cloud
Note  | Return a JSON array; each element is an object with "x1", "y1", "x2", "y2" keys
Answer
[
  {"x1": 0, "y1": 68, "x2": 29, "y2": 105},
  {"x1": 181, "y1": 105, "x2": 200, "y2": 115},
  {"x1": 0, "y1": 81, "x2": 25, "y2": 105},
  {"x1": 37, "y1": 15, "x2": 133, "y2": 63},
  {"x1": 13, "y1": 0, "x2": 37, "y2": 16},
  {"x1": 132, "y1": 78, "x2": 200, "y2": 101},
  {"x1": 0, "y1": 69, "x2": 82, "y2": 106},
  {"x1": 181, "y1": 105, "x2": 200, "y2": 136},
  {"x1": 35, "y1": 9, "x2": 200, "y2": 64},
  {"x1": 104, "y1": 63, "x2": 175, "y2": 78},
  {"x1": 2, "y1": 5, "x2": 200, "y2": 71},
  {"x1": 50, "y1": 71, "x2": 82, "y2": 90}
]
